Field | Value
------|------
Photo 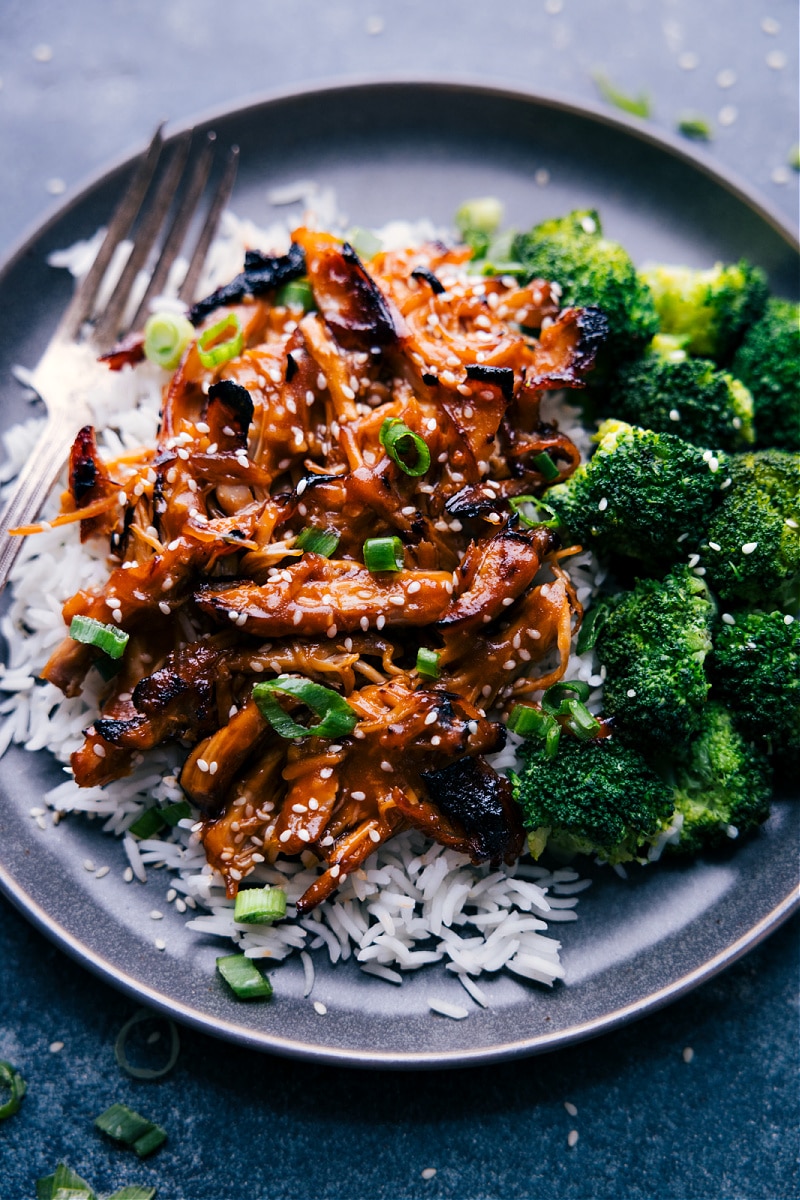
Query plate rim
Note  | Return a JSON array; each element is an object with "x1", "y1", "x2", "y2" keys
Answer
[{"x1": 1, "y1": 75, "x2": 798, "y2": 1070}]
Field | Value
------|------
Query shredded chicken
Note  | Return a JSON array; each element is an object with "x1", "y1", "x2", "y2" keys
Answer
[{"x1": 39, "y1": 226, "x2": 606, "y2": 909}]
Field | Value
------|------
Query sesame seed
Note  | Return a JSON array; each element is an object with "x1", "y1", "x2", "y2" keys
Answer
[
  {"x1": 669, "y1": 408, "x2": 680, "y2": 421},
  {"x1": 49, "y1": 1041, "x2": 64, "y2": 1053},
  {"x1": 741, "y1": 542, "x2": 758, "y2": 554},
  {"x1": 158, "y1": 601, "x2": 171, "y2": 615},
  {"x1": 95, "y1": 866, "x2": 109, "y2": 879},
  {"x1": 761, "y1": 16, "x2": 779, "y2": 34},
  {"x1": 369, "y1": 828, "x2": 381, "y2": 843},
  {"x1": 567, "y1": 1130, "x2": 579, "y2": 1148},
  {"x1": 718, "y1": 104, "x2": 738, "y2": 126},
  {"x1": 424, "y1": 710, "x2": 438, "y2": 726},
  {"x1": 784, "y1": 615, "x2": 794, "y2": 626},
  {"x1": 721, "y1": 613, "x2": 735, "y2": 625},
  {"x1": 279, "y1": 830, "x2": 292, "y2": 843},
  {"x1": 682, "y1": 1046, "x2": 695, "y2": 1063},
  {"x1": 351, "y1": 790, "x2": 366, "y2": 801},
  {"x1": 327, "y1": 625, "x2": 338, "y2": 639},
  {"x1": 376, "y1": 615, "x2": 386, "y2": 630},
  {"x1": 430, "y1": 735, "x2": 441, "y2": 746},
  {"x1": 598, "y1": 497, "x2": 608, "y2": 511},
  {"x1": 150, "y1": 910, "x2": 164, "y2": 920},
  {"x1": 502, "y1": 597, "x2": 515, "y2": 607},
  {"x1": 320, "y1": 767, "x2": 333, "y2": 779},
  {"x1": 155, "y1": 939, "x2": 166, "y2": 951},
  {"x1": 313, "y1": 1001, "x2": 328, "y2": 1015},
  {"x1": 93, "y1": 743, "x2": 106, "y2": 758},
  {"x1": 197, "y1": 759, "x2": 209, "y2": 773},
  {"x1": 407, "y1": 581, "x2": 421, "y2": 594},
  {"x1": 534, "y1": 168, "x2": 550, "y2": 187},
  {"x1": 627, "y1": 689, "x2": 637, "y2": 698},
  {"x1": 716, "y1": 68, "x2": 737, "y2": 88},
  {"x1": 124, "y1": 867, "x2": 134, "y2": 883},
  {"x1": 421, "y1": 1168, "x2": 437, "y2": 1181},
  {"x1": 209, "y1": 761, "x2": 218, "y2": 775},
  {"x1": 564, "y1": 1101, "x2": 578, "y2": 1116},
  {"x1": 503, "y1": 660, "x2": 516, "y2": 671},
  {"x1": 766, "y1": 49, "x2": 786, "y2": 69},
  {"x1": 83, "y1": 859, "x2": 96, "y2": 872},
  {"x1": 708, "y1": 541, "x2": 721, "y2": 551},
  {"x1": 380, "y1": 760, "x2": 394, "y2": 773},
  {"x1": 678, "y1": 51, "x2": 699, "y2": 70}
]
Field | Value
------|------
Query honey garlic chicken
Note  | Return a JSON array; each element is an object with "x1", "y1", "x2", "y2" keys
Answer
[{"x1": 41, "y1": 227, "x2": 606, "y2": 911}]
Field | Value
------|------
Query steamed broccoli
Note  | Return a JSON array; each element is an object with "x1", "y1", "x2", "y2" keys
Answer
[
  {"x1": 701, "y1": 450, "x2": 800, "y2": 607},
  {"x1": 544, "y1": 418, "x2": 728, "y2": 565},
  {"x1": 512, "y1": 735, "x2": 675, "y2": 865},
  {"x1": 512, "y1": 210, "x2": 659, "y2": 359},
  {"x1": 640, "y1": 259, "x2": 768, "y2": 362},
  {"x1": 666, "y1": 703, "x2": 773, "y2": 854},
  {"x1": 731, "y1": 298, "x2": 800, "y2": 451},
  {"x1": 710, "y1": 609, "x2": 800, "y2": 757},
  {"x1": 604, "y1": 335, "x2": 755, "y2": 450},
  {"x1": 593, "y1": 565, "x2": 716, "y2": 749}
]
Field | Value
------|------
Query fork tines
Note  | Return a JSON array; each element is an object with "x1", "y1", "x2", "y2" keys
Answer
[{"x1": 59, "y1": 125, "x2": 238, "y2": 354}]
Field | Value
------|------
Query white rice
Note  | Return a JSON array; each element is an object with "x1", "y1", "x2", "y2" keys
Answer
[{"x1": 0, "y1": 196, "x2": 605, "y2": 1009}]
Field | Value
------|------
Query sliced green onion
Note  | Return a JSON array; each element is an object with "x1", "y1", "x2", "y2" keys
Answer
[
  {"x1": 69, "y1": 614, "x2": 129, "y2": 660},
  {"x1": 363, "y1": 535, "x2": 405, "y2": 573},
  {"x1": 507, "y1": 705, "x2": 554, "y2": 739},
  {"x1": 107, "y1": 1188, "x2": 157, "y2": 1200},
  {"x1": 544, "y1": 723, "x2": 561, "y2": 759},
  {"x1": 560, "y1": 698, "x2": 602, "y2": 740},
  {"x1": 295, "y1": 526, "x2": 340, "y2": 557},
  {"x1": 509, "y1": 495, "x2": 562, "y2": 530},
  {"x1": 416, "y1": 647, "x2": 441, "y2": 678},
  {"x1": 114, "y1": 1009, "x2": 180, "y2": 1080},
  {"x1": 252, "y1": 674, "x2": 358, "y2": 740},
  {"x1": 532, "y1": 451, "x2": 561, "y2": 483},
  {"x1": 197, "y1": 312, "x2": 243, "y2": 369},
  {"x1": 576, "y1": 604, "x2": 610, "y2": 654},
  {"x1": 542, "y1": 680, "x2": 591, "y2": 712},
  {"x1": 234, "y1": 886, "x2": 287, "y2": 924},
  {"x1": 275, "y1": 277, "x2": 316, "y2": 312},
  {"x1": 127, "y1": 808, "x2": 167, "y2": 839},
  {"x1": 35, "y1": 1164, "x2": 95, "y2": 1200},
  {"x1": 94, "y1": 1103, "x2": 167, "y2": 1158},
  {"x1": 131, "y1": 1126, "x2": 168, "y2": 1158},
  {"x1": 593, "y1": 72, "x2": 651, "y2": 118},
  {"x1": 345, "y1": 227, "x2": 383, "y2": 259},
  {"x1": 143, "y1": 311, "x2": 194, "y2": 370},
  {"x1": 677, "y1": 114, "x2": 713, "y2": 141},
  {"x1": 379, "y1": 417, "x2": 431, "y2": 478},
  {"x1": 0, "y1": 1060, "x2": 26, "y2": 1119},
  {"x1": 161, "y1": 799, "x2": 192, "y2": 827},
  {"x1": 128, "y1": 798, "x2": 190, "y2": 839},
  {"x1": 455, "y1": 197, "x2": 504, "y2": 237},
  {"x1": 95, "y1": 1103, "x2": 153, "y2": 1145},
  {"x1": 216, "y1": 953, "x2": 274, "y2": 999},
  {"x1": 790, "y1": 144, "x2": 800, "y2": 172}
]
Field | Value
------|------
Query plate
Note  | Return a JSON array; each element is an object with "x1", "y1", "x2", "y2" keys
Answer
[{"x1": 0, "y1": 79, "x2": 798, "y2": 1068}]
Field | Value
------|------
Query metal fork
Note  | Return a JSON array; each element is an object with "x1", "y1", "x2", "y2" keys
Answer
[{"x1": 0, "y1": 125, "x2": 238, "y2": 593}]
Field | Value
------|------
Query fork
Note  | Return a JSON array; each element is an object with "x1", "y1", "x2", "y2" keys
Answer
[{"x1": 0, "y1": 124, "x2": 238, "y2": 593}]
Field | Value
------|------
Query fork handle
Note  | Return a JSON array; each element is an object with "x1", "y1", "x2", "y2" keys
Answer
[{"x1": 0, "y1": 414, "x2": 78, "y2": 594}]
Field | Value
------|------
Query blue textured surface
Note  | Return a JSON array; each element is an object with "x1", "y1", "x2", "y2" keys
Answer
[{"x1": 0, "y1": 2, "x2": 798, "y2": 1197}]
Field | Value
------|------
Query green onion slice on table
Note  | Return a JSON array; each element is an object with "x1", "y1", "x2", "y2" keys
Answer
[
  {"x1": 94, "y1": 1103, "x2": 168, "y2": 1158},
  {"x1": 0, "y1": 1060, "x2": 26, "y2": 1119},
  {"x1": 252, "y1": 675, "x2": 358, "y2": 740},
  {"x1": 379, "y1": 417, "x2": 431, "y2": 477},
  {"x1": 114, "y1": 1009, "x2": 180, "y2": 1080},
  {"x1": 69, "y1": 614, "x2": 129, "y2": 660}
]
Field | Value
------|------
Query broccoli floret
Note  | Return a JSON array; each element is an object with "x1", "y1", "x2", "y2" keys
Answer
[
  {"x1": 731, "y1": 298, "x2": 800, "y2": 451},
  {"x1": 640, "y1": 259, "x2": 768, "y2": 362},
  {"x1": 512, "y1": 735, "x2": 674, "y2": 865},
  {"x1": 593, "y1": 565, "x2": 716, "y2": 749},
  {"x1": 710, "y1": 610, "x2": 800, "y2": 759},
  {"x1": 702, "y1": 450, "x2": 800, "y2": 607},
  {"x1": 605, "y1": 337, "x2": 755, "y2": 450},
  {"x1": 512, "y1": 210, "x2": 659, "y2": 360},
  {"x1": 666, "y1": 703, "x2": 773, "y2": 855},
  {"x1": 545, "y1": 418, "x2": 728, "y2": 565}
]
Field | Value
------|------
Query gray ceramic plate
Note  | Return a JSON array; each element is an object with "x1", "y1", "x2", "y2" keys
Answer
[{"x1": 0, "y1": 80, "x2": 798, "y2": 1069}]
